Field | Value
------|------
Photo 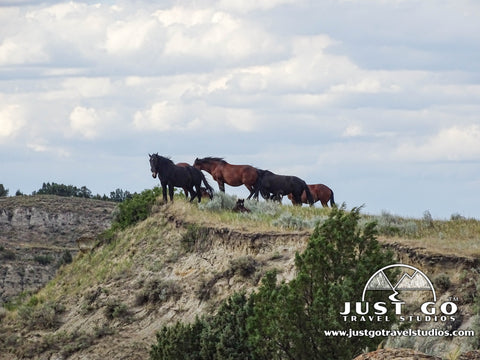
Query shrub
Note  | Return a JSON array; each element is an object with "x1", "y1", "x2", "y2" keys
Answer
[
  {"x1": 229, "y1": 256, "x2": 258, "y2": 278},
  {"x1": 373, "y1": 211, "x2": 418, "y2": 237},
  {"x1": 34, "y1": 254, "x2": 54, "y2": 265},
  {"x1": 450, "y1": 213, "x2": 466, "y2": 221},
  {"x1": 58, "y1": 250, "x2": 73, "y2": 266},
  {"x1": 199, "y1": 192, "x2": 237, "y2": 212},
  {"x1": 104, "y1": 299, "x2": 131, "y2": 321},
  {"x1": 272, "y1": 211, "x2": 325, "y2": 230},
  {"x1": 423, "y1": 210, "x2": 434, "y2": 228},
  {"x1": 150, "y1": 293, "x2": 254, "y2": 360},
  {"x1": 434, "y1": 273, "x2": 451, "y2": 292},
  {"x1": 113, "y1": 187, "x2": 163, "y2": 230},
  {"x1": 0, "y1": 248, "x2": 16, "y2": 261},
  {"x1": 181, "y1": 224, "x2": 209, "y2": 252},
  {"x1": 243, "y1": 199, "x2": 281, "y2": 216},
  {"x1": 17, "y1": 300, "x2": 64, "y2": 330},
  {"x1": 136, "y1": 279, "x2": 183, "y2": 306}
]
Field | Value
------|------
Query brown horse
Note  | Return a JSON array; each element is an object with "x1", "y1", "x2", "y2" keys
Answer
[
  {"x1": 193, "y1": 157, "x2": 259, "y2": 199},
  {"x1": 287, "y1": 184, "x2": 335, "y2": 207},
  {"x1": 177, "y1": 162, "x2": 213, "y2": 200}
]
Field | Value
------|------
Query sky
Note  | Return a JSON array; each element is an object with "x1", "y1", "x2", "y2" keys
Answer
[{"x1": 1, "y1": 0, "x2": 479, "y2": 219}]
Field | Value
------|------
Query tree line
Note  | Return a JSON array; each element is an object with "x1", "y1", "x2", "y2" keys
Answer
[{"x1": 0, "y1": 182, "x2": 132, "y2": 202}]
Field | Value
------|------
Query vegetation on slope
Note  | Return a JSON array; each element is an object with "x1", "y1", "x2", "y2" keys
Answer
[
  {"x1": 1, "y1": 189, "x2": 479, "y2": 359},
  {"x1": 151, "y1": 207, "x2": 396, "y2": 360}
]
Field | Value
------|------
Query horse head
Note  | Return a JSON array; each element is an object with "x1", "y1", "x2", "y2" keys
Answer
[
  {"x1": 193, "y1": 157, "x2": 201, "y2": 169},
  {"x1": 149, "y1": 153, "x2": 158, "y2": 178}
]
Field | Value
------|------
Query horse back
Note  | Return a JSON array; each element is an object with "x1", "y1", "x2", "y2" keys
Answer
[{"x1": 221, "y1": 163, "x2": 258, "y2": 186}]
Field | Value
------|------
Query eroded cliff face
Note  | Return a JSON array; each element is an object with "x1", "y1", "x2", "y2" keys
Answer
[
  {"x1": 0, "y1": 196, "x2": 116, "y2": 303},
  {"x1": 0, "y1": 200, "x2": 478, "y2": 360}
]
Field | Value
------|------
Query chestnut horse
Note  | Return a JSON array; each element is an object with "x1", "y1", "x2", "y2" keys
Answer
[
  {"x1": 288, "y1": 184, "x2": 335, "y2": 207},
  {"x1": 193, "y1": 157, "x2": 259, "y2": 199},
  {"x1": 177, "y1": 162, "x2": 213, "y2": 200}
]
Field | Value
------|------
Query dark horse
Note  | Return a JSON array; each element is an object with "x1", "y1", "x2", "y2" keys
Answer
[
  {"x1": 254, "y1": 170, "x2": 314, "y2": 206},
  {"x1": 287, "y1": 184, "x2": 335, "y2": 207},
  {"x1": 176, "y1": 162, "x2": 213, "y2": 200},
  {"x1": 193, "y1": 157, "x2": 259, "y2": 199},
  {"x1": 149, "y1": 153, "x2": 213, "y2": 203}
]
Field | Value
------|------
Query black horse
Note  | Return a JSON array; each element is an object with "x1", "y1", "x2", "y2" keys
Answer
[
  {"x1": 254, "y1": 170, "x2": 314, "y2": 206},
  {"x1": 149, "y1": 153, "x2": 213, "y2": 203}
]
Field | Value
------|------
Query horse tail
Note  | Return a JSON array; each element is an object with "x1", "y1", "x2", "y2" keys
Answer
[
  {"x1": 304, "y1": 182, "x2": 314, "y2": 206},
  {"x1": 330, "y1": 189, "x2": 336, "y2": 207},
  {"x1": 200, "y1": 171, "x2": 214, "y2": 198},
  {"x1": 252, "y1": 169, "x2": 265, "y2": 199}
]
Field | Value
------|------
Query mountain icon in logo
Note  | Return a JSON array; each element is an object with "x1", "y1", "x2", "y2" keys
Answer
[
  {"x1": 395, "y1": 271, "x2": 432, "y2": 291},
  {"x1": 362, "y1": 264, "x2": 436, "y2": 302}
]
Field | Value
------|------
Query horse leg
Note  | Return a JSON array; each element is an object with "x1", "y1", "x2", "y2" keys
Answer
[
  {"x1": 293, "y1": 193, "x2": 302, "y2": 206},
  {"x1": 218, "y1": 181, "x2": 225, "y2": 192},
  {"x1": 161, "y1": 182, "x2": 168, "y2": 202},
  {"x1": 195, "y1": 184, "x2": 202, "y2": 203},
  {"x1": 188, "y1": 183, "x2": 200, "y2": 203},
  {"x1": 182, "y1": 187, "x2": 189, "y2": 200},
  {"x1": 246, "y1": 185, "x2": 256, "y2": 200},
  {"x1": 168, "y1": 185, "x2": 174, "y2": 202}
]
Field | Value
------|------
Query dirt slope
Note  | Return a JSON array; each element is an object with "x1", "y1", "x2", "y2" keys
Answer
[{"x1": 0, "y1": 199, "x2": 478, "y2": 359}]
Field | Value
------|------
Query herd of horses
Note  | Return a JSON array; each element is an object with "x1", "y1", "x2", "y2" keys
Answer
[{"x1": 148, "y1": 154, "x2": 335, "y2": 208}]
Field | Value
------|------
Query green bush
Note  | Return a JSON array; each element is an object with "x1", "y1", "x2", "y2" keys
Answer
[
  {"x1": 229, "y1": 256, "x2": 258, "y2": 278},
  {"x1": 104, "y1": 299, "x2": 131, "y2": 321},
  {"x1": 434, "y1": 273, "x2": 451, "y2": 292},
  {"x1": 17, "y1": 300, "x2": 65, "y2": 330},
  {"x1": 112, "y1": 187, "x2": 163, "y2": 230},
  {"x1": 198, "y1": 192, "x2": 237, "y2": 212},
  {"x1": 181, "y1": 224, "x2": 209, "y2": 252},
  {"x1": 136, "y1": 279, "x2": 182, "y2": 306},
  {"x1": 150, "y1": 293, "x2": 254, "y2": 360},
  {"x1": 34, "y1": 254, "x2": 54, "y2": 265},
  {"x1": 372, "y1": 210, "x2": 418, "y2": 237}
]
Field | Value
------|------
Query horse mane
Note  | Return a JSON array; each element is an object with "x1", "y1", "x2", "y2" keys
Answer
[
  {"x1": 199, "y1": 156, "x2": 227, "y2": 164},
  {"x1": 153, "y1": 153, "x2": 174, "y2": 166}
]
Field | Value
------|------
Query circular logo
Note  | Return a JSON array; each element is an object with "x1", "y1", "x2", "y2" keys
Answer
[{"x1": 362, "y1": 264, "x2": 436, "y2": 303}]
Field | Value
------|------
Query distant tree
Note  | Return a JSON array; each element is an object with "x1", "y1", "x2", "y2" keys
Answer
[
  {"x1": 79, "y1": 186, "x2": 92, "y2": 198},
  {"x1": 0, "y1": 184, "x2": 8, "y2": 197},
  {"x1": 34, "y1": 182, "x2": 94, "y2": 198},
  {"x1": 15, "y1": 189, "x2": 24, "y2": 196},
  {"x1": 109, "y1": 188, "x2": 133, "y2": 202}
]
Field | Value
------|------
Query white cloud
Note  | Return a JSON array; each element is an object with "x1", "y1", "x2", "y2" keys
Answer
[
  {"x1": 0, "y1": 104, "x2": 25, "y2": 140},
  {"x1": 27, "y1": 140, "x2": 70, "y2": 157},
  {"x1": 62, "y1": 77, "x2": 113, "y2": 98},
  {"x1": 396, "y1": 125, "x2": 480, "y2": 162},
  {"x1": 218, "y1": 0, "x2": 298, "y2": 13},
  {"x1": 157, "y1": 6, "x2": 283, "y2": 63},
  {"x1": 0, "y1": 36, "x2": 48, "y2": 66},
  {"x1": 69, "y1": 106, "x2": 100, "y2": 139},
  {"x1": 104, "y1": 16, "x2": 158, "y2": 54},
  {"x1": 342, "y1": 124, "x2": 364, "y2": 137},
  {"x1": 133, "y1": 101, "x2": 188, "y2": 132}
]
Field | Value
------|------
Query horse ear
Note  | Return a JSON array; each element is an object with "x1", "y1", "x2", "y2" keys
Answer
[{"x1": 148, "y1": 153, "x2": 151, "y2": 157}]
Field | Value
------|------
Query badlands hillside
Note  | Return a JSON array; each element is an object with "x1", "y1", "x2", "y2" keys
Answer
[{"x1": 0, "y1": 193, "x2": 479, "y2": 359}]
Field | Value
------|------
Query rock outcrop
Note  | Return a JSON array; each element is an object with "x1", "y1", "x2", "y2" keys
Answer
[{"x1": 0, "y1": 195, "x2": 116, "y2": 303}]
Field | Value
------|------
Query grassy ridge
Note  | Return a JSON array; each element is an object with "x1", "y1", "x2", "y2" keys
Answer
[
  {"x1": 1, "y1": 190, "x2": 479, "y2": 359},
  {"x1": 170, "y1": 192, "x2": 480, "y2": 257}
]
